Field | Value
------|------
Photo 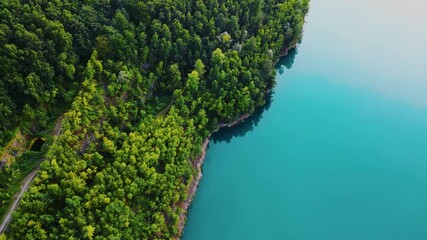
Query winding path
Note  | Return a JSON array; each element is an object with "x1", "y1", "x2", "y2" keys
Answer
[
  {"x1": 0, "y1": 115, "x2": 63, "y2": 234},
  {"x1": 0, "y1": 166, "x2": 39, "y2": 234}
]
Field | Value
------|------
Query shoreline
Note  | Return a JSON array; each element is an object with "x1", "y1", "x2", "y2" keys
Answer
[
  {"x1": 175, "y1": 37, "x2": 301, "y2": 239},
  {"x1": 175, "y1": 113, "x2": 250, "y2": 239},
  {"x1": 278, "y1": 41, "x2": 299, "y2": 58}
]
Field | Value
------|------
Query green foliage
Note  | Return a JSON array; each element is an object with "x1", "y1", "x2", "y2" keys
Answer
[
  {"x1": 2, "y1": 0, "x2": 309, "y2": 238},
  {"x1": 0, "y1": 151, "x2": 43, "y2": 219}
]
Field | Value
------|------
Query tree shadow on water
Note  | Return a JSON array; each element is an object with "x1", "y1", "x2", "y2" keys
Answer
[
  {"x1": 211, "y1": 92, "x2": 274, "y2": 144},
  {"x1": 211, "y1": 48, "x2": 300, "y2": 144},
  {"x1": 276, "y1": 48, "x2": 299, "y2": 75}
]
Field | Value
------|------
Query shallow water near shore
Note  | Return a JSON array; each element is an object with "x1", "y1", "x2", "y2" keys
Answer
[{"x1": 183, "y1": 0, "x2": 427, "y2": 239}]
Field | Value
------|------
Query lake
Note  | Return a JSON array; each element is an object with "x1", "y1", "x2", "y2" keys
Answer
[{"x1": 183, "y1": 0, "x2": 427, "y2": 239}]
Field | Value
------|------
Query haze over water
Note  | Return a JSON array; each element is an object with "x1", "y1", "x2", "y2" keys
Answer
[{"x1": 183, "y1": 0, "x2": 427, "y2": 239}]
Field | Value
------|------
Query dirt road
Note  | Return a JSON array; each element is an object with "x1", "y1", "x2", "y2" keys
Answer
[{"x1": 0, "y1": 166, "x2": 40, "y2": 234}]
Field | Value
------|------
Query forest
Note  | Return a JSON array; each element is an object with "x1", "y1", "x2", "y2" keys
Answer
[{"x1": 0, "y1": 0, "x2": 309, "y2": 239}]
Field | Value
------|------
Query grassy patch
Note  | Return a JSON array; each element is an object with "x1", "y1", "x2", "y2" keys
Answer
[{"x1": 0, "y1": 129, "x2": 29, "y2": 166}]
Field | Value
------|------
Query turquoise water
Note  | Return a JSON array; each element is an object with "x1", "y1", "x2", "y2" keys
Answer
[{"x1": 183, "y1": 0, "x2": 427, "y2": 239}]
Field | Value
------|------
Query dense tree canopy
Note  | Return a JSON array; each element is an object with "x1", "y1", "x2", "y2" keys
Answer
[{"x1": 1, "y1": 0, "x2": 309, "y2": 238}]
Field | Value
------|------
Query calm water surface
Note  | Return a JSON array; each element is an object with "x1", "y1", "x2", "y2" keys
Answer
[{"x1": 183, "y1": 0, "x2": 427, "y2": 239}]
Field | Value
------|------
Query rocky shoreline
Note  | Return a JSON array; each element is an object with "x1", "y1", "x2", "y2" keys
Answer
[
  {"x1": 175, "y1": 113, "x2": 250, "y2": 239},
  {"x1": 278, "y1": 41, "x2": 299, "y2": 57},
  {"x1": 175, "y1": 38, "x2": 301, "y2": 239}
]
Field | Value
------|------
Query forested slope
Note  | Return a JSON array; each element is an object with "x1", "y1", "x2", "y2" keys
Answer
[{"x1": 1, "y1": 0, "x2": 309, "y2": 239}]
